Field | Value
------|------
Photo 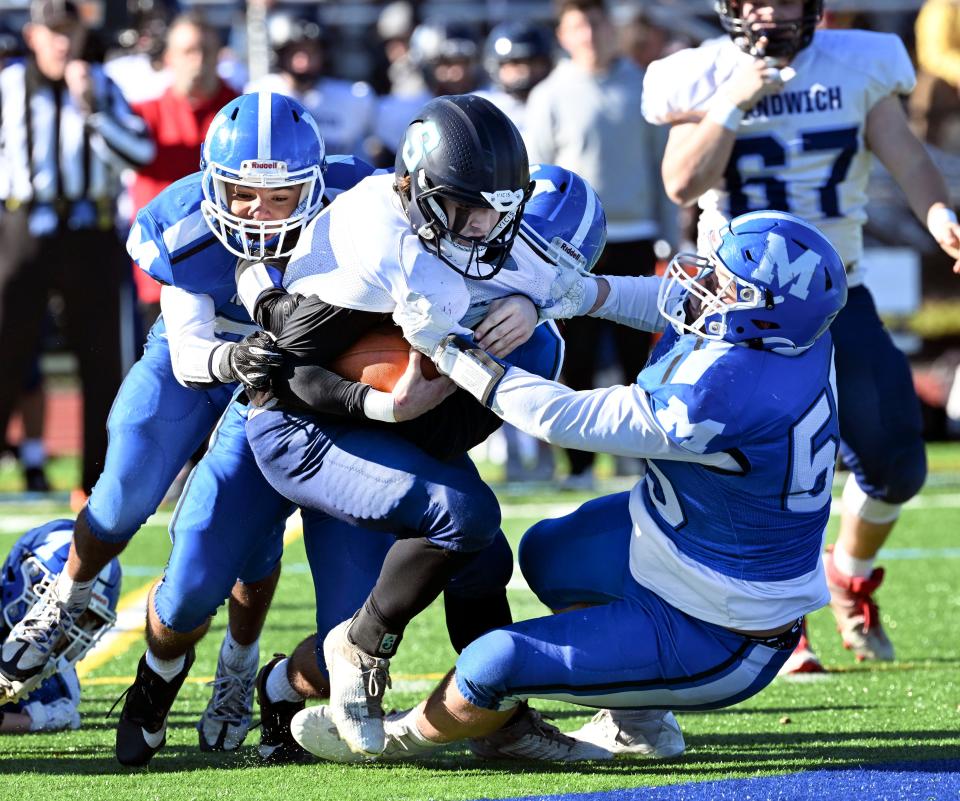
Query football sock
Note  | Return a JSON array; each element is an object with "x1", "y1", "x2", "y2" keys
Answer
[
  {"x1": 832, "y1": 542, "x2": 875, "y2": 579},
  {"x1": 145, "y1": 649, "x2": 186, "y2": 683},
  {"x1": 220, "y1": 629, "x2": 258, "y2": 671},
  {"x1": 53, "y1": 572, "x2": 94, "y2": 616},
  {"x1": 348, "y1": 538, "x2": 473, "y2": 658},
  {"x1": 385, "y1": 708, "x2": 443, "y2": 750},
  {"x1": 443, "y1": 590, "x2": 512, "y2": 653},
  {"x1": 265, "y1": 658, "x2": 304, "y2": 704}
]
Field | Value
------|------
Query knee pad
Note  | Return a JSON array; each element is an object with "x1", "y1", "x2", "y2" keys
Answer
[
  {"x1": 455, "y1": 628, "x2": 523, "y2": 711},
  {"x1": 85, "y1": 461, "x2": 169, "y2": 543},
  {"x1": 152, "y1": 570, "x2": 226, "y2": 633},
  {"x1": 841, "y1": 475, "x2": 898, "y2": 525},
  {"x1": 436, "y1": 481, "x2": 501, "y2": 552},
  {"x1": 518, "y1": 518, "x2": 565, "y2": 605},
  {"x1": 844, "y1": 439, "x2": 927, "y2": 513}
]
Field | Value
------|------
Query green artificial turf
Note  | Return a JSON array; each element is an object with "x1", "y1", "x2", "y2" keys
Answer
[{"x1": 1, "y1": 458, "x2": 958, "y2": 799}]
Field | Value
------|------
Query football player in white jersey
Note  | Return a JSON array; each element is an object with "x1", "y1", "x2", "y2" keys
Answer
[
  {"x1": 641, "y1": 0, "x2": 960, "y2": 675},
  {"x1": 242, "y1": 94, "x2": 620, "y2": 759}
]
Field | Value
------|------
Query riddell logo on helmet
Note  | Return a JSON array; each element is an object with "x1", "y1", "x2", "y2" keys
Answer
[{"x1": 240, "y1": 160, "x2": 288, "y2": 176}]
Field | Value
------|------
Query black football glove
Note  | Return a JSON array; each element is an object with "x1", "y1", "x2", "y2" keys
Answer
[{"x1": 223, "y1": 330, "x2": 284, "y2": 391}]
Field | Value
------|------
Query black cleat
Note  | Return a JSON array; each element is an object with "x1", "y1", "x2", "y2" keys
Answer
[
  {"x1": 256, "y1": 654, "x2": 309, "y2": 764},
  {"x1": 114, "y1": 647, "x2": 195, "y2": 767}
]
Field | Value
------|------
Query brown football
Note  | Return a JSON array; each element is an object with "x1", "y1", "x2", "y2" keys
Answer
[{"x1": 329, "y1": 324, "x2": 440, "y2": 392}]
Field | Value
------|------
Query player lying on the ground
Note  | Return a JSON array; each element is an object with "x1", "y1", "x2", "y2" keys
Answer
[
  {"x1": 290, "y1": 209, "x2": 849, "y2": 762},
  {"x1": 0, "y1": 519, "x2": 120, "y2": 733}
]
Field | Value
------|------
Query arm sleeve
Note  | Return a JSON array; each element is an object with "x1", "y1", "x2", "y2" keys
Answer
[
  {"x1": 86, "y1": 71, "x2": 155, "y2": 170},
  {"x1": 159, "y1": 285, "x2": 233, "y2": 389},
  {"x1": 267, "y1": 295, "x2": 388, "y2": 418},
  {"x1": 489, "y1": 365, "x2": 731, "y2": 463},
  {"x1": 590, "y1": 274, "x2": 667, "y2": 332}
]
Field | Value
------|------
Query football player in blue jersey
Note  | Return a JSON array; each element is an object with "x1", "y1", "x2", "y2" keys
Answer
[
  {"x1": 0, "y1": 92, "x2": 372, "y2": 761},
  {"x1": 1, "y1": 520, "x2": 120, "y2": 734},
  {"x1": 643, "y1": 0, "x2": 960, "y2": 673},
  {"x1": 291, "y1": 209, "x2": 848, "y2": 763}
]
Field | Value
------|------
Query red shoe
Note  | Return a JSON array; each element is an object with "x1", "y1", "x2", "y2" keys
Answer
[
  {"x1": 824, "y1": 545, "x2": 894, "y2": 662},
  {"x1": 778, "y1": 621, "x2": 825, "y2": 676}
]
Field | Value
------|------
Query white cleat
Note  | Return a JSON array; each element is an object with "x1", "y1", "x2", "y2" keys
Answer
[
  {"x1": 291, "y1": 706, "x2": 438, "y2": 763},
  {"x1": 197, "y1": 653, "x2": 257, "y2": 752},
  {"x1": 322, "y1": 619, "x2": 392, "y2": 756},
  {"x1": 469, "y1": 704, "x2": 614, "y2": 762},
  {"x1": 0, "y1": 591, "x2": 74, "y2": 703},
  {"x1": 566, "y1": 709, "x2": 685, "y2": 759}
]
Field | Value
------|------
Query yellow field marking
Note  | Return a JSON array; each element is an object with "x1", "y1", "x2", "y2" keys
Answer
[
  {"x1": 76, "y1": 517, "x2": 305, "y2": 678},
  {"x1": 76, "y1": 581, "x2": 154, "y2": 678}
]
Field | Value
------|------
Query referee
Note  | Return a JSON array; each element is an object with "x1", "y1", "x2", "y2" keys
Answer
[{"x1": 0, "y1": 0, "x2": 155, "y2": 502}]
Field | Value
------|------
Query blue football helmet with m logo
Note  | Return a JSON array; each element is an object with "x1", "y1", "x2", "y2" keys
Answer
[
  {"x1": 200, "y1": 92, "x2": 326, "y2": 260},
  {"x1": 658, "y1": 210, "x2": 847, "y2": 354}
]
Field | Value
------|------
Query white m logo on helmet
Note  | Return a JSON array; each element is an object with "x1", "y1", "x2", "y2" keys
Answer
[{"x1": 751, "y1": 232, "x2": 820, "y2": 300}]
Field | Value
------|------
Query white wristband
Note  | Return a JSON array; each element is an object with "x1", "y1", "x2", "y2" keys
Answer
[
  {"x1": 362, "y1": 389, "x2": 397, "y2": 423},
  {"x1": 706, "y1": 95, "x2": 745, "y2": 132},
  {"x1": 927, "y1": 205, "x2": 958, "y2": 235}
]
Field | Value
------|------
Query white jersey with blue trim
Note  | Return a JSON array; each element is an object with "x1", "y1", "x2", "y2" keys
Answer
[
  {"x1": 488, "y1": 326, "x2": 838, "y2": 630},
  {"x1": 643, "y1": 30, "x2": 915, "y2": 282},
  {"x1": 283, "y1": 172, "x2": 591, "y2": 346}
]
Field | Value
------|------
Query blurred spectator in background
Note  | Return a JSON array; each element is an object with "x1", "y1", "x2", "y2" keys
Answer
[
  {"x1": 475, "y1": 20, "x2": 555, "y2": 143},
  {"x1": 618, "y1": 8, "x2": 671, "y2": 69},
  {"x1": 129, "y1": 11, "x2": 235, "y2": 323},
  {"x1": 103, "y1": 0, "x2": 175, "y2": 104},
  {"x1": 911, "y1": 0, "x2": 960, "y2": 153},
  {"x1": 371, "y1": 19, "x2": 483, "y2": 167},
  {"x1": 246, "y1": 10, "x2": 375, "y2": 158},
  {"x1": 526, "y1": 0, "x2": 677, "y2": 489},
  {"x1": 474, "y1": 20, "x2": 557, "y2": 482},
  {"x1": 375, "y1": 0, "x2": 423, "y2": 97},
  {"x1": 0, "y1": 0, "x2": 154, "y2": 507}
]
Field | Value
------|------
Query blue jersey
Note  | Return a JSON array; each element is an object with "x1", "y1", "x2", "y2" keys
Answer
[
  {"x1": 638, "y1": 329, "x2": 838, "y2": 581},
  {"x1": 127, "y1": 155, "x2": 376, "y2": 341}
]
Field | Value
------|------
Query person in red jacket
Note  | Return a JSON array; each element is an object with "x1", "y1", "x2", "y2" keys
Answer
[{"x1": 130, "y1": 11, "x2": 236, "y2": 321}]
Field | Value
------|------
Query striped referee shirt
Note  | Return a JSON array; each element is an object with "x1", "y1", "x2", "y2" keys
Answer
[{"x1": 0, "y1": 56, "x2": 155, "y2": 218}]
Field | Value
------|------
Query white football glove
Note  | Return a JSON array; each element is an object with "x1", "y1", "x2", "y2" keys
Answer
[
  {"x1": 392, "y1": 292, "x2": 464, "y2": 356},
  {"x1": 25, "y1": 697, "x2": 81, "y2": 732},
  {"x1": 433, "y1": 335, "x2": 506, "y2": 407},
  {"x1": 538, "y1": 262, "x2": 598, "y2": 321}
]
